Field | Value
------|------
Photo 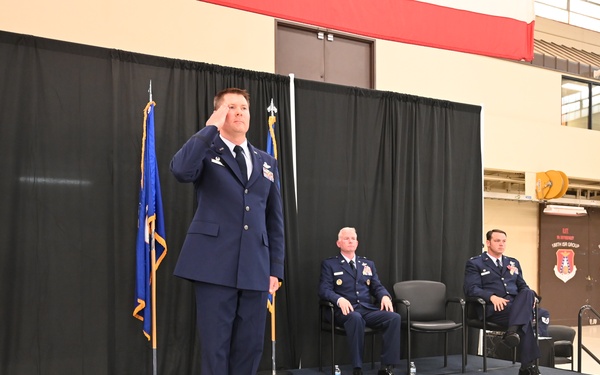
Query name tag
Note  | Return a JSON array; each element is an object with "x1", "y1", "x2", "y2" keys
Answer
[
  {"x1": 334, "y1": 271, "x2": 343, "y2": 276},
  {"x1": 481, "y1": 271, "x2": 490, "y2": 276}
]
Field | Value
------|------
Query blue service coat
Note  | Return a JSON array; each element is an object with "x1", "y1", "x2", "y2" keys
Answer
[
  {"x1": 463, "y1": 251, "x2": 530, "y2": 318},
  {"x1": 319, "y1": 254, "x2": 402, "y2": 369},
  {"x1": 319, "y1": 255, "x2": 391, "y2": 308},
  {"x1": 170, "y1": 125, "x2": 285, "y2": 291}
]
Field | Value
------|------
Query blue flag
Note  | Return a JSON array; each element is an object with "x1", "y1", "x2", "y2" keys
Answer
[
  {"x1": 133, "y1": 101, "x2": 167, "y2": 341},
  {"x1": 266, "y1": 126, "x2": 277, "y2": 159}
]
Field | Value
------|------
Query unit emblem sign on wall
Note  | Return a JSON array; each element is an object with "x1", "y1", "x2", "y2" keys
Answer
[{"x1": 554, "y1": 249, "x2": 577, "y2": 283}]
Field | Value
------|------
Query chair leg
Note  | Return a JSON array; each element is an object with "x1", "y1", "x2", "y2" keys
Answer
[
  {"x1": 319, "y1": 330, "x2": 323, "y2": 372},
  {"x1": 464, "y1": 325, "x2": 468, "y2": 367},
  {"x1": 406, "y1": 329, "x2": 412, "y2": 375},
  {"x1": 461, "y1": 326, "x2": 466, "y2": 373},
  {"x1": 444, "y1": 332, "x2": 448, "y2": 367},
  {"x1": 371, "y1": 333, "x2": 375, "y2": 369},
  {"x1": 463, "y1": 325, "x2": 469, "y2": 366},
  {"x1": 331, "y1": 329, "x2": 335, "y2": 375},
  {"x1": 482, "y1": 329, "x2": 487, "y2": 372}
]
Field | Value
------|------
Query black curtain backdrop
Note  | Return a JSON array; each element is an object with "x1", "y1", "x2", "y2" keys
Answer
[
  {"x1": 0, "y1": 31, "x2": 296, "y2": 375},
  {"x1": 292, "y1": 81, "x2": 482, "y2": 365},
  {"x1": 0, "y1": 30, "x2": 482, "y2": 374}
]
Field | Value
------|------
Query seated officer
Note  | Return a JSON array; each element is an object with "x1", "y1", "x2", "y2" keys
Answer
[
  {"x1": 464, "y1": 229, "x2": 547, "y2": 375},
  {"x1": 319, "y1": 227, "x2": 401, "y2": 375}
]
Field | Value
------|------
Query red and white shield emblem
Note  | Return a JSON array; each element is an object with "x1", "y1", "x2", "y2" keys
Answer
[{"x1": 554, "y1": 249, "x2": 577, "y2": 283}]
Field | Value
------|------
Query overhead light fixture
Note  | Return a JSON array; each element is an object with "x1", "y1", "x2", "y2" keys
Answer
[{"x1": 543, "y1": 205, "x2": 587, "y2": 217}]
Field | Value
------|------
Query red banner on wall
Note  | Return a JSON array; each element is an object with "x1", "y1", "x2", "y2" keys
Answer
[{"x1": 200, "y1": 0, "x2": 535, "y2": 61}]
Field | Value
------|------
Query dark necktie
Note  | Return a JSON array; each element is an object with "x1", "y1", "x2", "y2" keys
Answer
[
  {"x1": 349, "y1": 260, "x2": 356, "y2": 272},
  {"x1": 233, "y1": 145, "x2": 247, "y2": 182},
  {"x1": 496, "y1": 258, "x2": 502, "y2": 270}
]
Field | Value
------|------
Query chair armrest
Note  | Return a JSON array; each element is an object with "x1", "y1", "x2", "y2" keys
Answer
[
  {"x1": 393, "y1": 298, "x2": 411, "y2": 322},
  {"x1": 464, "y1": 296, "x2": 487, "y2": 327},
  {"x1": 447, "y1": 297, "x2": 466, "y2": 306},
  {"x1": 319, "y1": 299, "x2": 337, "y2": 329},
  {"x1": 445, "y1": 297, "x2": 466, "y2": 321},
  {"x1": 465, "y1": 296, "x2": 487, "y2": 305}
]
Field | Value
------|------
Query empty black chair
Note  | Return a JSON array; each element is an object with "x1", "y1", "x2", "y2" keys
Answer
[
  {"x1": 318, "y1": 300, "x2": 381, "y2": 374},
  {"x1": 393, "y1": 280, "x2": 466, "y2": 374}
]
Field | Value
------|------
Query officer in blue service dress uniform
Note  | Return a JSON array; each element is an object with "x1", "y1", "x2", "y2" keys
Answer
[
  {"x1": 319, "y1": 227, "x2": 400, "y2": 375},
  {"x1": 171, "y1": 88, "x2": 285, "y2": 375},
  {"x1": 464, "y1": 229, "x2": 548, "y2": 375}
]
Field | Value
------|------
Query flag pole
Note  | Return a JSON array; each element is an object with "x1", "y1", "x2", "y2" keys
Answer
[
  {"x1": 135, "y1": 80, "x2": 166, "y2": 375},
  {"x1": 258, "y1": 100, "x2": 291, "y2": 375},
  {"x1": 151, "y1": 223, "x2": 158, "y2": 375},
  {"x1": 149, "y1": 80, "x2": 158, "y2": 375},
  {"x1": 258, "y1": 290, "x2": 291, "y2": 375},
  {"x1": 271, "y1": 292, "x2": 276, "y2": 375}
]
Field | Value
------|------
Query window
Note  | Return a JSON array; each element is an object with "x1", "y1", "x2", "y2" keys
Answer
[
  {"x1": 561, "y1": 77, "x2": 600, "y2": 130},
  {"x1": 536, "y1": 0, "x2": 600, "y2": 33}
]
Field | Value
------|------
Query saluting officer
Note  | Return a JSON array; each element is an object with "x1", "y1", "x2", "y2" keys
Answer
[{"x1": 171, "y1": 88, "x2": 285, "y2": 375}]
